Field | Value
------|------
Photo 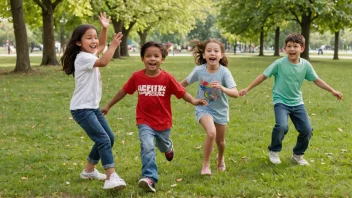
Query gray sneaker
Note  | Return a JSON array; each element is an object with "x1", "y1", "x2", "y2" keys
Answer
[
  {"x1": 291, "y1": 154, "x2": 310, "y2": 166},
  {"x1": 269, "y1": 151, "x2": 281, "y2": 164}
]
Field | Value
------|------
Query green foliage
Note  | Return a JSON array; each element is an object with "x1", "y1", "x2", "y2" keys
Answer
[
  {"x1": 187, "y1": 13, "x2": 223, "y2": 41},
  {"x1": 314, "y1": 0, "x2": 352, "y2": 33},
  {"x1": 0, "y1": 55, "x2": 351, "y2": 197},
  {"x1": 0, "y1": 19, "x2": 14, "y2": 45}
]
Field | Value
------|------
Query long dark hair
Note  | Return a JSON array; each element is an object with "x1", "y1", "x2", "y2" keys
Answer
[
  {"x1": 61, "y1": 24, "x2": 97, "y2": 76},
  {"x1": 140, "y1": 41, "x2": 168, "y2": 58},
  {"x1": 190, "y1": 38, "x2": 228, "y2": 67}
]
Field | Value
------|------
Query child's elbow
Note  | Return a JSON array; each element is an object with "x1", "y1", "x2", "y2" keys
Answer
[
  {"x1": 95, "y1": 59, "x2": 109, "y2": 67},
  {"x1": 230, "y1": 89, "x2": 239, "y2": 98},
  {"x1": 231, "y1": 93, "x2": 239, "y2": 98}
]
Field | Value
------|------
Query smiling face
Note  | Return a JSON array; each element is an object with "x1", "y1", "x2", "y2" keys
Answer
[
  {"x1": 141, "y1": 46, "x2": 165, "y2": 75},
  {"x1": 76, "y1": 28, "x2": 99, "y2": 54},
  {"x1": 285, "y1": 41, "x2": 305, "y2": 64},
  {"x1": 203, "y1": 42, "x2": 223, "y2": 68}
]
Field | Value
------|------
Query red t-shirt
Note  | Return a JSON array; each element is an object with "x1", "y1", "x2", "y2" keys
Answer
[{"x1": 123, "y1": 69, "x2": 186, "y2": 131}]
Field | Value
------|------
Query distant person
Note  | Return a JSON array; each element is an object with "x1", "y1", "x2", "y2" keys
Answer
[
  {"x1": 318, "y1": 45, "x2": 324, "y2": 55},
  {"x1": 239, "y1": 34, "x2": 343, "y2": 166},
  {"x1": 7, "y1": 44, "x2": 11, "y2": 54},
  {"x1": 180, "y1": 38, "x2": 239, "y2": 175},
  {"x1": 101, "y1": 41, "x2": 207, "y2": 192},
  {"x1": 61, "y1": 12, "x2": 126, "y2": 190},
  {"x1": 31, "y1": 42, "x2": 34, "y2": 53}
]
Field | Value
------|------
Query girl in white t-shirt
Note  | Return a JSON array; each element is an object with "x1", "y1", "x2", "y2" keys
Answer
[{"x1": 61, "y1": 12, "x2": 126, "y2": 190}]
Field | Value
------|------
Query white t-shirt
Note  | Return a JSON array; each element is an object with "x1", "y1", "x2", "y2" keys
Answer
[{"x1": 70, "y1": 52, "x2": 101, "y2": 110}]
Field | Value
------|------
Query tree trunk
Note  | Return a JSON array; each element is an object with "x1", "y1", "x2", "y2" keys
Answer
[
  {"x1": 11, "y1": 0, "x2": 32, "y2": 73},
  {"x1": 300, "y1": 13, "x2": 311, "y2": 60},
  {"x1": 233, "y1": 39, "x2": 237, "y2": 54},
  {"x1": 120, "y1": 21, "x2": 136, "y2": 57},
  {"x1": 112, "y1": 19, "x2": 122, "y2": 59},
  {"x1": 138, "y1": 29, "x2": 149, "y2": 47},
  {"x1": 333, "y1": 31, "x2": 339, "y2": 60},
  {"x1": 120, "y1": 29, "x2": 129, "y2": 57},
  {"x1": 259, "y1": 28, "x2": 264, "y2": 56},
  {"x1": 274, "y1": 27, "x2": 280, "y2": 56},
  {"x1": 40, "y1": 0, "x2": 59, "y2": 66}
]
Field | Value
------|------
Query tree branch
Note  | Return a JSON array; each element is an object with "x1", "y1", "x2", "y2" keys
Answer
[
  {"x1": 32, "y1": 0, "x2": 44, "y2": 10},
  {"x1": 52, "y1": 0, "x2": 63, "y2": 10}
]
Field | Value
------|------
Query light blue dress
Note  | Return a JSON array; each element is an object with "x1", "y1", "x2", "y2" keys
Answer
[{"x1": 186, "y1": 64, "x2": 236, "y2": 124}]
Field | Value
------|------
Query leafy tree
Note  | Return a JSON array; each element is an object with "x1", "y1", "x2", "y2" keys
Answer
[
  {"x1": 0, "y1": 19, "x2": 15, "y2": 46},
  {"x1": 10, "y1": 0, "x2": 31, "y2": 72},
  {"x1": 31, "y1": 0, "x2": 63, "y2": 66},
  {"x1": 94, "y1": 0, "x2": 211, "y2": 58},
  {"x1": 279, "y1": 0, "x2": 341, "y2": 60},
  {"x1": 136, "y1": 0, "x2": 212, "y2": 46},
  {"x1": 314, "y1": 0, "x2": 352, "y2": 60},
  {"x1": 187, "y1": 13, "x2": 219, "y2": 42},
  {"x1": 29, "y1": 0, "x2": 93, "y2": 65},
  {"x1": 218, "y1": 0, "x2": 282, "y2": 56}
]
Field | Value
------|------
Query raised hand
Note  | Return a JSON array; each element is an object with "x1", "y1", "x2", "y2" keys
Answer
[
  {"x1": 98, "y1": 12, "x2": 110, "y2": 29},
  {"x1": 110, "y1": 32, "x2": 123, "y2": 48}
]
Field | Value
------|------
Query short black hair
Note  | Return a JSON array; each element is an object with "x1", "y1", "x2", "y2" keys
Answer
[{"x1": 140, "y1": 41, "x2": 168, "y2": 58}]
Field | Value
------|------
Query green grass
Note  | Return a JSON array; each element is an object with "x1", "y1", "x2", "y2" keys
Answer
[{"x1": 0, "y1": 55, "x2": 351, "y2": 197}]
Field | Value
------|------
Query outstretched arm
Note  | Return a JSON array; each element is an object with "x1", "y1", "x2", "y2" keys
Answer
[
  {"x1": 313, "y1": 78, "x2": 343, "y2": 100},
  {"x1": 182, "y1": 92, "x2": 208, "y2": 106},
  {"x1": 97, "y1": 12, "x2": 110, "y2": 54},
  {"x1": 101, "y1": 89, "x2": 128, "y2": 115},
  {"x1": 180, "y1": 78, "x2": 189, "y2": 87},
  {"x1": 239, "y1": 74, "x2": 267, "y2": 96}
]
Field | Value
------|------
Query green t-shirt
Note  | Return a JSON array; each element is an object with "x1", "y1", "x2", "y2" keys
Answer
[{"x1": 263, "y1": 56, "x2": 318, "y2": 106}]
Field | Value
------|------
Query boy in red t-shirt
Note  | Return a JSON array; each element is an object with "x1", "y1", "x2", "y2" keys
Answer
[{"x1": 102, "y1": 41, "x2": 207, "y2": 192}]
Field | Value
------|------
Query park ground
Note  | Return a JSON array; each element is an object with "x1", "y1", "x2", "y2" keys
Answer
[{"x1": 0, "y1": 55, "x2": 351, "y2": 197}]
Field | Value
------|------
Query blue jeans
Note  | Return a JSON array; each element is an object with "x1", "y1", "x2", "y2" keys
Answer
[
  {"x1": 138, "y1": 124, "x2": 172, "y2": 183},
  {"x1": 71, "y1": 109, "x2": 115, "y2": 169},
  {"x1": 268, "y1": 103, "x2": 313, "y2": 155}
]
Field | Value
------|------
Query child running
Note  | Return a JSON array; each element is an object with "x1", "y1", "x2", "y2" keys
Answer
[
  {"x1": 180, "y1": 38, "x2": 239, "y2": 175},
  {"x1": 101, "y1": 41, "x2": 207, "y2": 192},
  {"x1": 239, "y1": 33, "x2": 343, "y2": 165},
  {"x1": 61, "y1": 12, "x2": 126, "y2": 190}
]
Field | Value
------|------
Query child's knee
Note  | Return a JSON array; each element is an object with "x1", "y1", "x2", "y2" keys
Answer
[
  {"x1": 140, "y1": 140, "x2": 155, "y2": 153},
  {"x1": 216, "y1": 140, "x2": 226, "y2": 148},
  {"x1": 274, "y1": 124, "x2": 289, "y2": 133},
  {"x1": 299, "y1": 127, "x2": 313, "y2": 136},
  {"x1": 207, "y1": 131, "x2": 216, "y2": 139}
]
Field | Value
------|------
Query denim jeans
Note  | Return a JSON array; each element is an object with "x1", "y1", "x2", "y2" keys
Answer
[
  {"x1": 138, "y1": 124, "x2": 172, "y2": 183},
  {"x1": 268, "y1": 103, "x2": 313, "y2": 155},
  {"x1": 71, "y1": 109, "x2": 115, "y2": 169}
]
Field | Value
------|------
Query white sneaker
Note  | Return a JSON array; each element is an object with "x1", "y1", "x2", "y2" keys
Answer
[
  {"x1": 269, "y1": 151, "x2": 281, "y2": 164},
  {"x1": 80, "y1": 169, "x2": 106, "y2": 180},
  {"x1": 291, "y1": 154, "x2": 310, "y2": 166},
  {"x1": 103, "y1": 172, "x2": 126, "y2": 190}
]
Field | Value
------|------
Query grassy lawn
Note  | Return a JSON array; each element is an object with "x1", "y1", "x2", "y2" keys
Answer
[{"x1": 0, "y1": 55, "x2": 351, "y2": 197}]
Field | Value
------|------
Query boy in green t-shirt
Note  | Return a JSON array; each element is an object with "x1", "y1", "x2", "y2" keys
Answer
[{"x1": 239, "y1": 33, "x2": 343, "y2": 165}]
